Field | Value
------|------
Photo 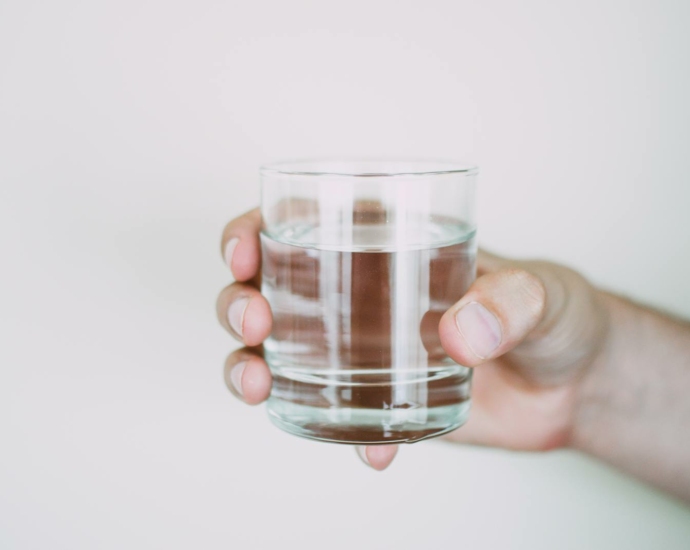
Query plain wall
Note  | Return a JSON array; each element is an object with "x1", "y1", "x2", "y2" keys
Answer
[{"x1": 1, "y1": 0, "x2": 690, "y2": 548}]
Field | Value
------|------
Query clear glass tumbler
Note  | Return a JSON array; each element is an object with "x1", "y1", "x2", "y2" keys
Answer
[{"x1": 260, "y1": 160, "x2": 478, "y2": 444}]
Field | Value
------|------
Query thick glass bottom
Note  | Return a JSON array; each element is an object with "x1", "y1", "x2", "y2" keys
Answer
[{"x1": 267, "y1": 399, "x2": 471, "y2": 445}]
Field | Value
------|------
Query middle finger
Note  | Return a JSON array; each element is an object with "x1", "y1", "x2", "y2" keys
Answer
[{"x1": 216, "y1": 281, "x2": 273, "y2": 346}]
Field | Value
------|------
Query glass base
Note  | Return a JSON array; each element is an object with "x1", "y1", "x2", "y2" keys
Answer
[{"x1": 266, "y1": 398, "x2": 471, "y2": 445}]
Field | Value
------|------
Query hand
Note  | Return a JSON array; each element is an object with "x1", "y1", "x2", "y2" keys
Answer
[{"x1": 217, "y1": 208, "x2": 610, "y2": 470}]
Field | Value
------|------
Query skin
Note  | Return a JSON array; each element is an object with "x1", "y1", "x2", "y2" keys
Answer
[{"x1": 217, "y1": 209, "x2": 690, "y2": 501}]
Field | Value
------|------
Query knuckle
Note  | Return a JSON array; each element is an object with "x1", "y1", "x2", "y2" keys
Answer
[{"x1": 505, "y1": 267, "x2": 547, "y2": 319}]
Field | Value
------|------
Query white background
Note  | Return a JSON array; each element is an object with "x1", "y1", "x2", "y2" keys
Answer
[{"x1": 2, "y1": 0, "x2": 690, "y2": 548}]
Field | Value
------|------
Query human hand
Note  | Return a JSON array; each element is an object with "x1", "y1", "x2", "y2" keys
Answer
[{"x1": 217, "y1": 208, "x2": 610, "y2": 470}]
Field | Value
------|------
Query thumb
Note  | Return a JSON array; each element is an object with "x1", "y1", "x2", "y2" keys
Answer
[{"x1": 439, "y1": 267, "x2": 547, "y2": 366}]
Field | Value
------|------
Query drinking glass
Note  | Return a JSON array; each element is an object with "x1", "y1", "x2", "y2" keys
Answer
[{"x1": 260, "y1": 159, "x2": 478, "y2": 444}]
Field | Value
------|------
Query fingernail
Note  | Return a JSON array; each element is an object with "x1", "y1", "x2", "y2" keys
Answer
[
  {"x1": 230, "y1": 361, "x2": 247, "y2": 396},
  {"x1": 455, "y1": 301, "x2": 502, "y2": 359},
  {"x1": 224, "y1": 238, "x2": 239, "y2": 274},
  {"x1": 356, "y1": 446, "x2": 371, "y2": 467},
  {"x1": 228, "y1": 297, "x2": 250, "y2": 337}
]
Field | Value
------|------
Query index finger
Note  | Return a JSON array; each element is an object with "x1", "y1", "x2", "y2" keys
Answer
[{"x1": 221, "y1": 208, "x2": 262, "y2": 283}]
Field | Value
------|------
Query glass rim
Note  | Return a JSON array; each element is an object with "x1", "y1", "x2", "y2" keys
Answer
[{"x1": 260, "y1": 158, "x2": 479, "y2": 178}]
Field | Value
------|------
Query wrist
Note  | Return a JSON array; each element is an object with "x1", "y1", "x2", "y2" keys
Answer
[
  {"x1": 566, "y1": 292, "x2": 690, "y2": 501},
  {"x1": 568, "y1": 290, "x2": 623, "y2": 452}
]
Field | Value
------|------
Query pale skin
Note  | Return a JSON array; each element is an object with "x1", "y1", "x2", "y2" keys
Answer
[{"x1": 217, "y1": 209, "x2": 690, "y2": 503}]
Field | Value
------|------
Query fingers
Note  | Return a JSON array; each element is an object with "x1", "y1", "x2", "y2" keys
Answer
[
  {"x1": 221, "y1": 208, "x2": 262, "y2": 283},
  {"x1": 224, "y1": 348, "x2": 272, "y2": 405},
  {"x1": 216, "y1": 282, "x2": 273, "y2": 346},
  {"x1": 224, "y1": 345, "x2": 401, "y2": 465},
  {"x1": 224, "y1": 344, "x2": 401, "y2": 467},
  {"x1": 224, "y1": 348, "x2": 401, "y2": 465},
  {"x1": 356, "y1": 445, "x2": 398, "y2": 471},
  {"x1": 439, "y1": 267, "x2": 547, "y2": 367}
]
